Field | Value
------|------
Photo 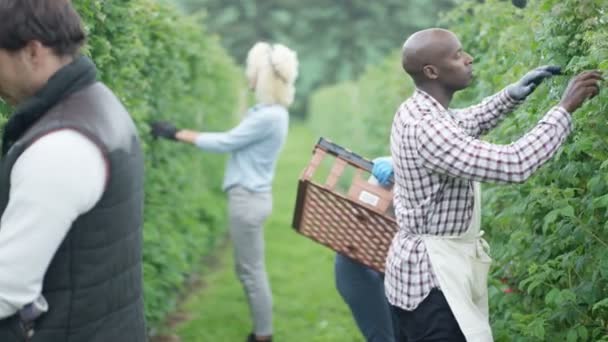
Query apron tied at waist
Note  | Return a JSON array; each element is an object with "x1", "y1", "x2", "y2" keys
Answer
[{"x1": 421, "y1": 182, "x2": 494, "y2": 342}]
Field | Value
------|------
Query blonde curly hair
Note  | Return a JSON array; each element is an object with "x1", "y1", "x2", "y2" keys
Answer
[{"x1": 245, "y1": 42, "x2": 299, "y2": 107}]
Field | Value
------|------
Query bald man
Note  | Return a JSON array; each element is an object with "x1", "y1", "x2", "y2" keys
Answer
[{"x1": 385, "y1": 28, "x2": 602, "y2": 341}]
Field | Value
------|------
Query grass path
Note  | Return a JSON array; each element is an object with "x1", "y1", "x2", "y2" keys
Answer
[{"x1": 170, "y1": 124, "x2": 363, "y2": 341}]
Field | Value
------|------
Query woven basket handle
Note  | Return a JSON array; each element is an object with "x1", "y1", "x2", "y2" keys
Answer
[{"x1": 315, "y1": 138, "x2": 394, "y2": 184}]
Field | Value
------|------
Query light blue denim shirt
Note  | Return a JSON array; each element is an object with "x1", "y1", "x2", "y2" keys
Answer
[{"x1": 195, "y1": 104, "x2": 289, "y2": 193}]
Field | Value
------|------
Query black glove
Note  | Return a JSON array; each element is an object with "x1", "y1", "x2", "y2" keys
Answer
[
  {"x1": 150, "y1": 121, "x2": 178, "y2": 140},
  {"x1": 511, "y1": 0, "x2": 527, "y2": 8},
  {"x1": 507, "y1": 65, "x2": 562, "y2": 100}
]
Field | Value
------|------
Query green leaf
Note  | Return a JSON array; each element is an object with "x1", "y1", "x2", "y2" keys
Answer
[
  {"x1": 545, "y1": 287, "x2": 561, "y2": 306},
  {"x1": 543, "y1": 206, "x2": 575, "y2": 232},
  {"x1": 577, "y1": 326, "x2": 589, "y2": 341},
  {"x1": 528, "y1": 280, "x2": 543, "y2": 293},
  {"x1": 567, "y1": 329, "x2": 578, "y2": 342},
  {"x1": 601, "y1": 257, "x2": 608, "y2": 278},
  {"x1": 593, "y1": 194, "x2": 608, "y2": 209},
  {"x1": 593, "y1": 298, "x2": 608, "y2": 312},
  {"x1": 529, "y1": 318, "x2": 546, "y2": 339},
  {"x1": 559, "y1": 289, "x2": 577, "y2": 304}
]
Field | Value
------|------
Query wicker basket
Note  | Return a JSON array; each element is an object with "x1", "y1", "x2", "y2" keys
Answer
[{"x1": 292, "y1": 138, "x2": 398, "y2": 273}]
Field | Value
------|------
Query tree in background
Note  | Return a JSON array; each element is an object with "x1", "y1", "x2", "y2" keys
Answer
[{"x1": 178, "y1": 0, "x2": 453, "y2": 117}]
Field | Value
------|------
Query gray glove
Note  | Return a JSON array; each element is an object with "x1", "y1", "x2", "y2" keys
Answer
[{"x1": 507, "y1": 65, "x2": 562, "y2": 100}]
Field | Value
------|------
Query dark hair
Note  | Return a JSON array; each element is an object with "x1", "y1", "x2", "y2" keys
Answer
[{"x1": 0, "y1": 0, "x2": 86, "y2": 56}]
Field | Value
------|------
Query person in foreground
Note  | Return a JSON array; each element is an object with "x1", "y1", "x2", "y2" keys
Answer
[
  {"x1": 387, "y1": 28, "x2": 602, "y2": 341},
  {"x1": 150, "y1": 42, "x2": 298, "y2": 342},
  {"x1": 0, "y1": 0, "x2": 147, "y2": 341}
]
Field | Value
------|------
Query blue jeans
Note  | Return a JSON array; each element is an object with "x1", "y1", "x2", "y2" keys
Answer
[{"x1": 335, "y1": 254, "x2": 399, "y2": 342}]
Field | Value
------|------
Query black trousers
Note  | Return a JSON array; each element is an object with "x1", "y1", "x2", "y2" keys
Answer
[{"x1": 392, "y1": 289, "x2": 466, "y2": 342}]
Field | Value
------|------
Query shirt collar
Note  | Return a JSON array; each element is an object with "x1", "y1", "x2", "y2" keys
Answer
[{"x1": 413, "y1": 88, "x2": 449, "y2": 112}]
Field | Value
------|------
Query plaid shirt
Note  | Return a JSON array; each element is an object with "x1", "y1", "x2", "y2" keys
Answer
[{"x1": 386, "y1": 88, "x2": 572, "y2": 310}]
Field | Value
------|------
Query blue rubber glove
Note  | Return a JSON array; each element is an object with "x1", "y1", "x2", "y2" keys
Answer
[{"x1": 372, "y1": 156, "x2": 393, "y2": 186}]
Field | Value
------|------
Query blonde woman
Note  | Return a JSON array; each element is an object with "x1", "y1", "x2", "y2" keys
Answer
[{"x1": 150, "y1": 42, "x2": 298, "y2": 342}]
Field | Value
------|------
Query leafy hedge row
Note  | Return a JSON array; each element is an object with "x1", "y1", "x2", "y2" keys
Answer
[
  {"x1": 74, "y1": 0, "x2": 242, "y2": 330},
  {"x1": 309, "y1": 0, "x2": 607, "y2": 340},
  {"x1": 443, "y1": 1, "x2": 607, "y2": 340},
  {"x1": 308, "y1": 51, "x2": 413, "y2": 159}
]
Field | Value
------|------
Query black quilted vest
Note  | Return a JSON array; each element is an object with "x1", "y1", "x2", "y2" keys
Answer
[{"x1": 0, "y1": 83, "x2": 147, "y2": 341}]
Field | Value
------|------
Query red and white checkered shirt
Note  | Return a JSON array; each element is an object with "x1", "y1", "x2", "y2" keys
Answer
[{"x1": 385, "y1": 88, "x2": 572, "y2": 310}]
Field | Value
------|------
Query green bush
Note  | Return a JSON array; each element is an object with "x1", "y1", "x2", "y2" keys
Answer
[
  {"x1": 309, "y1": 0, "x2": 608, "y2": 340},
  {"x1": 73, "y1": 0, "x2": 242, "y2": 330},
  {"x1": 308, "y1": 81, "x2": 361, "y2": 150},
  {"x1": 442, "y1": 1, "x2": 608, "y2": 340},
  {"x1": 308, "y1": 51, "x2": 413, "y2": 159}
]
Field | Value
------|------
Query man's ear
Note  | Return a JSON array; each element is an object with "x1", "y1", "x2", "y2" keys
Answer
[
  {"x1": 423, "y1": 65, "x2": 439, "y2": 80},
  {"x1": 22, "y1": 40, "x2": 45, "y2": 68}
]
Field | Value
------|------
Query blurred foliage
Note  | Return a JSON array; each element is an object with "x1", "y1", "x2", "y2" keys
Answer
[
  {"x1": 77, "y1": 0, "x2": 244, "y2": 331},
  {"x1": 309, "y1": 51, "x2": 413, "y2": 159},
  {"x1": 0, "y1": 0, "x2": 242, "y2": 332},
  {"x1": 177, "y1": 0, "x2": 454, "y2": 117}
]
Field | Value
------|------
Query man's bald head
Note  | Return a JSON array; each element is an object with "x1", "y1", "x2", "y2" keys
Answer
[
  {"x1": 401, "y1": 28, "x2": 474, "y2": 90},
  {"x1": 402, "y1": 28, "x2": 458, "y2": 80}
]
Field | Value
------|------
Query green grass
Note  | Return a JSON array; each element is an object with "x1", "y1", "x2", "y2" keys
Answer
[{"x1": 173, "y1": 123, "x2": 363, "y2": 341}]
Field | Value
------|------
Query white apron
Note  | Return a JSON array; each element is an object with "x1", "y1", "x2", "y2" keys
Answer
[{"x1": 422, "y1": 182, "x2": 493, "y2": 342}]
